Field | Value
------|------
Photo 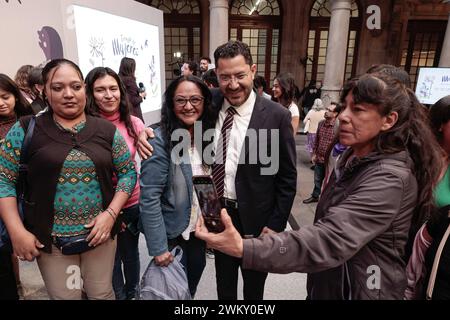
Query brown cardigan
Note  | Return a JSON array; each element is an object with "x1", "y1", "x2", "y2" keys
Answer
[{"x1": 19, "y1": 113, "x2": 119, "y2": 253}]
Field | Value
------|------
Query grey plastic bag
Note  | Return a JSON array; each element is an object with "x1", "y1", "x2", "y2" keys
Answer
[{"x1": 137, "y1": 246, "x2": 192, "y2": 300}]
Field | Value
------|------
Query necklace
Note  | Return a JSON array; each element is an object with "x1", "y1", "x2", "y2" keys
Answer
[{"x1": 52, "y1": 114, "x2": 86, "y2": 134}]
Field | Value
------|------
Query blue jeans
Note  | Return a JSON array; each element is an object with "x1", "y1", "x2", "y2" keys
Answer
[
  {"x1": 312, "y1": 163, "x2": 326, "y2": 198},
  {"x1": 112, "y1": 204, "x2": 140, "y2": 300}
]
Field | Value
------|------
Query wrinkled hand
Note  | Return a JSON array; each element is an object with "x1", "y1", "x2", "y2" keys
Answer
[
  {"x1": 259, "y1": 226, "x2": 276, "y2": 237},
  {"x1": 195, "y1": 209, "x2": 243, "y2": 258},
  {"x1": 85, "y1": 211, "x2": 115, "y2": 247},
  {"x1": 137, "y1": 127, "x2": 154, "y2": 160},
  {"x1": 11, "y1": 229, "x2": 44, "y2": 262},
  {"x1": 154, "y1": 251, "x2": 174, "y2": 267}
]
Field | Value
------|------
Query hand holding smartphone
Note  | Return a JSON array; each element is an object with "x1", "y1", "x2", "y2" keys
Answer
[{"x1": 192, "y1": 175, "x2": 225, "y2": 233}]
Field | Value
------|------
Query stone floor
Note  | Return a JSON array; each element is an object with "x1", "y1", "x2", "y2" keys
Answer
[{"x1": 18, "y1": 131, "x2": 319, "y2": 300}]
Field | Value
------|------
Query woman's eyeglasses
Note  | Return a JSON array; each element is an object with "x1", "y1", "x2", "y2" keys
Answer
[{"x1": 174, "y1": 96, "x2": 204, "y2": 107}]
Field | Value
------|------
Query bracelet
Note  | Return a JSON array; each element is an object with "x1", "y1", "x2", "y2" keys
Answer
[
  {"x1": 105, "y1": 209, "x2": 116, "y2": 222},
  {"x1": 106, "y1": 207, "x2": 118, "y2": 218}
]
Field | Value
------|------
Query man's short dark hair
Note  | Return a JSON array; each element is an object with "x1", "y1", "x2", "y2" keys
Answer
[
  {"x1": 254, "y1": 75, "x2": 267, "y2": 91},
  {"x1": 330, "y1": 101, "x2": 342, "y2": 114},
  {"x1": 202, "y1": 69, "x2": 219, "y2": 88},
  {"x1": 214, "y1": 40, "x2": 253, "y2": 67},
  {"x1": 200, "y1": 56, "x2": 211, "y2": 64},
  {"x1": 186, "y1": 61, "x2": 199, "y2": 76}
]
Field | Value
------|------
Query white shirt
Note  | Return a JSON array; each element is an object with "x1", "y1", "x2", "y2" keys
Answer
[
  {"x1": 262, "y1": 92, "x2": 272, "y2": 100},
  {"x1": 304, "y1": 109, "x2": 326, "y2": 134},
  {"x1": 181, "y1": 146, "x2": 210, "y2": 240},
  {"x1": 289, "y1": 102, "x2": 300, "y2": 118},
  {"x1": 214, "y1": 91, "x2": 256, "y2": 200}
]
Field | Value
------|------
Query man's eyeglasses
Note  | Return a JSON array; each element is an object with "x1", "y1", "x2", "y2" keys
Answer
[
  {"x1": 218, "y1": 72, "x2": 250, "y2": 84},
  {"x1": 174, "y1": 95, "x2": 204, "y2": 108}
]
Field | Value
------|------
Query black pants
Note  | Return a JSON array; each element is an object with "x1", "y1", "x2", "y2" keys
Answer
[
  {"x1": 312, "y1": 163, "x2": 326, "y2": 198},
  {"x1": 0, "y1": 245, "x2": 19, "y2": 300},
  {"x1": 214, "y1": 206, "x2": 268, "y2": 300},
  {"x1": 168, "y1": 232, "x2": 206, "y2": 297}
]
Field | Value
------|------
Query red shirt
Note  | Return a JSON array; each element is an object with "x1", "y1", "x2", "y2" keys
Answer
[{"x1": 313, "y1": 119, "x2": 336, "y2": 164}]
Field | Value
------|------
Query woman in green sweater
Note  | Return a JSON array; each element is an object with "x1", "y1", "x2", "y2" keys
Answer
[{"x1": 0, "y1": 59, "x2": 136, "y2": 300}]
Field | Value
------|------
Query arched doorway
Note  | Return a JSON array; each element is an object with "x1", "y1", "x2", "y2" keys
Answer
[
  {"x1": 229, "y1": 0, "x2": 282, "y2": 87},
  {"x1": 305, "y1": 0, "x2": 361, "y2": 84},
  {"x1": 139, "y1": 0, "x2": 202, "y2": 85}
]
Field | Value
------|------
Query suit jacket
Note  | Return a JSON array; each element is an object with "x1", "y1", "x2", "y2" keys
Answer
[{"x1": 211, "y1": 89, "x2": 297, "y2": 236}]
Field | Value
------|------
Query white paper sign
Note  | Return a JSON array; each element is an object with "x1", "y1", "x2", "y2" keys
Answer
[
  {"x1": 415, "y1": 67, "x2": 450, "y2": 105},
  {"x1": 73, "y1": 5, "x2": 162, "y2": 114}
]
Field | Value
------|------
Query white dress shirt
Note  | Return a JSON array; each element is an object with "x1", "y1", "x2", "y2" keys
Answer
[
  {"x1": 182, "y1": 146, "x2": 210, "y2": 240},
  {"x1": 214, "y1": 91, "x2": 256, "y2": 200}
]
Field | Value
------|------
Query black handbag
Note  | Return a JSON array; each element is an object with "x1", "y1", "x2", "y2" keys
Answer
[{"x1": 53, "y1": 233, "x2": 94, "y2": 255}]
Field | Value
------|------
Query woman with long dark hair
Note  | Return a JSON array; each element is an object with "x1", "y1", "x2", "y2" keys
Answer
[
  {"x1": 405, "y1": 95, "x2": 450, "y2": 300},
  {"x1": 140, "y1": 75, "x2": 216, "y2": 297},
  {"x1": 272, "y1": 72, "x2": 300, "y2": 135},
  {"x1": 85, "y1": 67, "x2": 145, "y2": 300},
  {"x1": 196, "y1": 72, "x2": 442, "y2": 300},
  {"x1": 0, "y1": 59, "x2": 136, "y2": 299},
  {"x1": 118, "y1": 57, "x2": 145, "y2": 122},
  {"x1": 0, "y1": 73, "x2": 33, "y2": 300},
  {"x1": 0, "y1": 74, "x2": 33, "y2": 141}
]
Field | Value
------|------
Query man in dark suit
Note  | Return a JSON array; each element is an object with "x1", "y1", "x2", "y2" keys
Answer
[
  {"x1": 135, "y1": 41, "x2": 296, "y2": 300},
  {"x1": 210, "y1": 40, "x2": 297, "y2": 300}
]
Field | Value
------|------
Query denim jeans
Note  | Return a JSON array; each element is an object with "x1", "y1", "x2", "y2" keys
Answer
[
  {"x1": 112, "y1": 204, "x2": 140, "y2": 300},
  {"x1": 312, "y1": 163, "x2": 326, "y2": 198}
]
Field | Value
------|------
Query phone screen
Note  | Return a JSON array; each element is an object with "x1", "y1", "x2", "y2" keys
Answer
[{"x1": 192, "y1": 175, "x2": 225, "y2": 233}]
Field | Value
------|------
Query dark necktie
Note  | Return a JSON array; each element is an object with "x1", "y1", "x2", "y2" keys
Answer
[{"x1": 212, "y1": 107, "x2": 237, "y2": 198}]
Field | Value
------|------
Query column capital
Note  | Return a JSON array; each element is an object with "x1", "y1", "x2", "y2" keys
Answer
[
  {"x1": 209, "y1": 0, "x2": 229, "y2": 10},
  {"x1": 330, "y1": 0, "x2": 352, "y2": 12}
]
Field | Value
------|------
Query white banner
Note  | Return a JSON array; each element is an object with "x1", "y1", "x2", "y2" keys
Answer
[
  {"x1": 72, "y1": 5, "x2": 162, "y2": 114},
  {"x1": 415, "y1": 67, "x2": 450, "y2": 105}
]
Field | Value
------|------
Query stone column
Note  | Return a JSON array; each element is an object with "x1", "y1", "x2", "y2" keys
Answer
[
  {"x1": 321, "y1": 0, "x2": 352, "y2": 105},
  {"x1": 200, "y1": 0, "x2": 210, "y2": 57},
  {"x1": 439, "y1": 14, "x2": 450, "y2": 67},
  {"x1": 209, "y1": 0, "x2": 229, "y2": 64}
]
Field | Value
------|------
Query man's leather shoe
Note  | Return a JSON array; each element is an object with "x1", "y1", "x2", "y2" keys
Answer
[{"x1": 303, "y1": 196, "x2": 318, "y2": 204}]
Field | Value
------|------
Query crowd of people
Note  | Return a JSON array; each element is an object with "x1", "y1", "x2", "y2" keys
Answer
[{"x1": 0, "y1": 39, "x2": 449, "y2": 301}]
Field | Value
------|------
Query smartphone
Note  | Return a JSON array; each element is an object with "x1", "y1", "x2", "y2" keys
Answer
[{"x1": 192, "y1": 175, "x2": 225, "y2": 233}]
